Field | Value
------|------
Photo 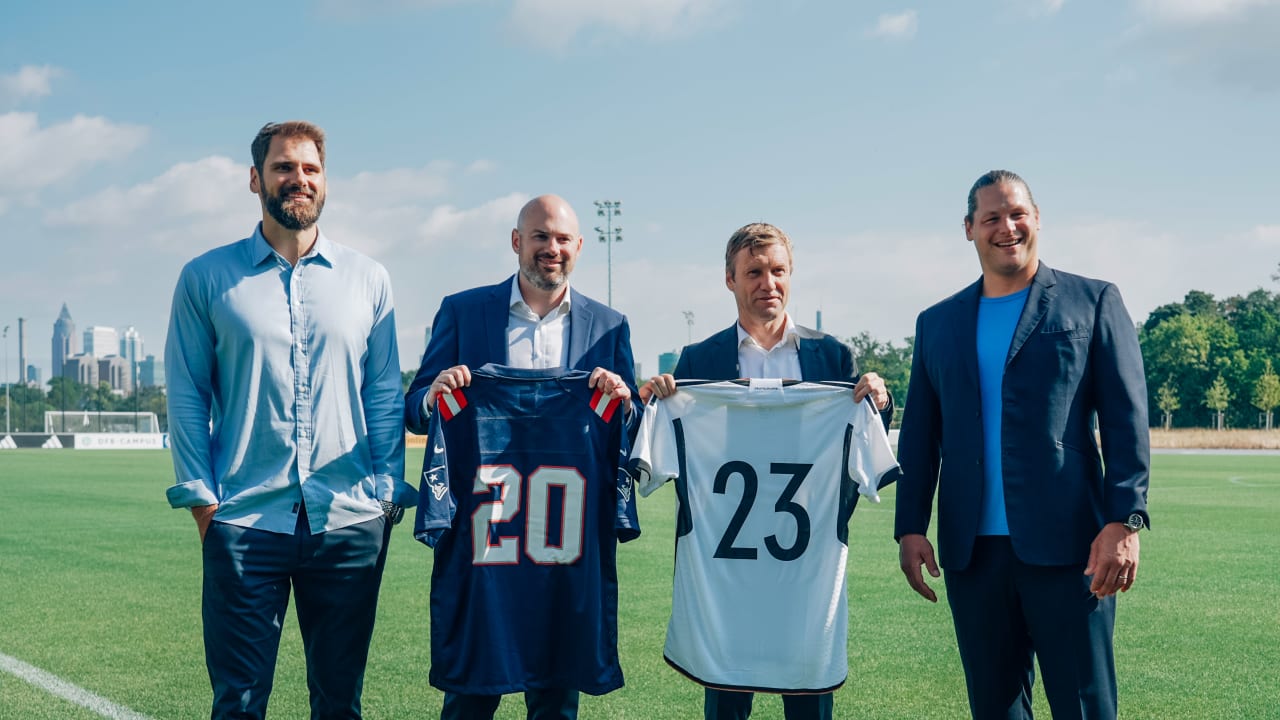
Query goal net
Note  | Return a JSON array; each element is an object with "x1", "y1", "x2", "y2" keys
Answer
[{"x1": 44, "y1": 411, "x2": 160, "y2": 433}]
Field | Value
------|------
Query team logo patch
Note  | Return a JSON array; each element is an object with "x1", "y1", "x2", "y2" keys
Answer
[
  {"x1": 617, "y1": 471, "x2": 634, "y2": 503},
  {"x1": 590, "y1": 389, "x2": 620, "y2": 423},
  {"x1": 437, "y1": 388, "x2": 468, "y2": 420},
  {"x1": 425, "y1": 468, "x2": 449, "y2": 500}
]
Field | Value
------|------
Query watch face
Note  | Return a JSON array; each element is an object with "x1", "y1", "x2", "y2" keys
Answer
[{"x1": 1126, "y1": 513, "x2": 1144, "y2": 531}]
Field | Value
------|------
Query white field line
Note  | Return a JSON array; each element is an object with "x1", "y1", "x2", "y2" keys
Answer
[{"x1": 0, "y1": 651, "x2": 155, "y2": 720}]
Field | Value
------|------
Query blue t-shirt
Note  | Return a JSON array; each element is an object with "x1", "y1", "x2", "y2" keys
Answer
[
  {"x1": 975, "y1": 287, "x2": 1030, "y2": 536},
  {"x1": 415, "y1": 364, "x2": 640, "y2": 696}
]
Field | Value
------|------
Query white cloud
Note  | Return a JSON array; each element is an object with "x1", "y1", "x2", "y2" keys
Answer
[
  {"x1": 46, "y1": 156, "x2": 246, "y2": 231},
  {"x1": 871, "y1": 10, "x2": 918, "y2": 40},
  {"x1": 33, "y1": 153, "x2": 535, "y2": 369},
  {"x1": 507, "y1": 0, "x2": 728, "y2": 49},
  {"x1": 1044, "y1": 0, "x2": 1066, "y2": 13},
  {"x1": 0, "y1": 65, "x2": 62, "y2": 105},
  {"x1": 1135, "y1": 0, "x2": 1276, "y2": 23},
  {"x1": 0, "y1": 112, "x2": 148, "y2": 194}
]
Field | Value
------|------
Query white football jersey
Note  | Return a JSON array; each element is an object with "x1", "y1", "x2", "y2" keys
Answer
[{"x1": 630, "y1": 380, "x2": 898, "y2": 692}]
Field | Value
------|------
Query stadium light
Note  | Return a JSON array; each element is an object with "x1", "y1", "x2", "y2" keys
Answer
[
  {"x1": 682, "y1": 311, "x2": 695, "y2": 345},
  {"x1": 593, "y1": 200, "x2": 622, "y2": 308}
]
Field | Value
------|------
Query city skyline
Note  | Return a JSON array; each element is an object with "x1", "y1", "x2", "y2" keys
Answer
[{"x1": 2, "y1": 1, "x2": 1278, "y2": 380}]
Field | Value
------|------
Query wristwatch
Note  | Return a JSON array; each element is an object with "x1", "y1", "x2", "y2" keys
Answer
[
  {"x1": 381, "y1": 500, "x2": 405, "y2": 525},
  {"x1": 1123, "y1": 513, "x2": 1145, "y2": 533}
]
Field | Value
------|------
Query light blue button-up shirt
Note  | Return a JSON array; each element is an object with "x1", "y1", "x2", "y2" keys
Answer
[{"x1": 165, "y1": 225, "x2": 411, "y2": 534}]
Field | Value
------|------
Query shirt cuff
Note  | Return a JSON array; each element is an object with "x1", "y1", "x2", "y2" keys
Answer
[{"x1": 166, "y1": 480, "x2": 219, "y2": 509}]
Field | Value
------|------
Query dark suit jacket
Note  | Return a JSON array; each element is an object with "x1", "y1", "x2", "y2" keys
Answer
[
  {"x1": 672, "y1": 323, "x2": 893, "y2": 431},
  {"x1": 894, "y1": 262, "x2": 1150, "y2": 570},
  {"x1": 404, "y1": 276, "x2": 638, "y2": 435}
]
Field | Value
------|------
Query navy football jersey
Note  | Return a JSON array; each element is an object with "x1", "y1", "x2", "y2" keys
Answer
[{"x1": 414, "y1": 364, "x2": 640, "y2": 696}]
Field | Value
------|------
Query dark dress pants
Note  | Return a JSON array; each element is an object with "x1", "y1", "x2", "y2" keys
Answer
[
  {"x1": 944, "y1": 536, "x2": 1117, "y2": 720},
  {"x1": 704, "y1": 688, "x2": 834, "y2": 720},
  {"x1": 202, "y1": 512, "x2": 390, "y2": 720},
  {"x1": 441, "y1": 688, "x2": 579, "y2": 720}
]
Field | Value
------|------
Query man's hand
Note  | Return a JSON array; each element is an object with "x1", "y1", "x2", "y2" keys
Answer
[
  {"x1": 853, "y1": 371, "x2": 890, "y2": 411},
  {"x1": 899, "y1": 533, "x2": 940, "y2": 603},
  {"x1": 638, "y1": 373, "x2": 677, "y2": 403},
  {"x1": 191, "y1": 504, "x2": 218, "y2": 543},
  {"x1": 1084, "y1": 522, "x2": 1140, "y2": 597},
  {"x1": 589, "y1": 368, "x2": 632, "y2": 410},
  {"x1": 426, "y1": 365, "x2": 472, "y2": 409}
]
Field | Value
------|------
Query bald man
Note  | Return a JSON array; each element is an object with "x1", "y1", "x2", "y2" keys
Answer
[{"x1": 404, "y1": 195, "x2": 638, "y2": 720}]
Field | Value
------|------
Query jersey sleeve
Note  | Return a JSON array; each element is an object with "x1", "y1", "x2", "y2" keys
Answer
[
  {"x1": 627, "y1": 395, "x2": 682, "y2": 497},
  {"x1": 846, "y1": 399, "x2": 900, "y2": 503},
  {"x1": 413, "y1": 411, "x2": 457, "y2": 548},
  {"x1": 614, "y1": 415, "x2": 641, "y2": 543}
]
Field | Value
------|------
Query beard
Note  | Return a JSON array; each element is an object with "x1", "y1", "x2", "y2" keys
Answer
[
  {"x1": 263, "y1": 184, "x2": 325, "y2": 230},
  {"x1": 520, "y1": 254, "x2": 572, "y2": 292}
]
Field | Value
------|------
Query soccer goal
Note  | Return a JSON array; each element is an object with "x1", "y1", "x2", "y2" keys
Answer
[{"x1": 44, "y1": 411, "x2": 160, "y2": 433}]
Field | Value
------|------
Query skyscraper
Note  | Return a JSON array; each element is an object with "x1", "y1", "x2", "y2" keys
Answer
[
  {"x1": 139, "y1": 355, "x2": 166, "y2": 389},
  {"x1": 52, "y1": 303, "x2": 77, "y2": 377},
  {"x1": 120, "y1": 326, "x2": 143, "y2": 382},
  {"x1": 84, "y1": 326, "x2": 119, "y2": 358}
]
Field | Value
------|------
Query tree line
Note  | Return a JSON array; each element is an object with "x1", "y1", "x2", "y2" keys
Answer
[
  {"x1": 0, "y1": 377, "x2": 168, "y2": 433},
  {"x1": 850, "y1": 269, "x2": 1280, "y2": 431}
]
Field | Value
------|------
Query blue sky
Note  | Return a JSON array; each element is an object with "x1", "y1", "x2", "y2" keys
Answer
[{"x1": 2, "y1": 0, "x2": 1278, "y2": 380}]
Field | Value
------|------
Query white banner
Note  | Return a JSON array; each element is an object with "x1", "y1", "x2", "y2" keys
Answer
[{"x1": 74, "y1": 433, "x2": 167, "y2": 450}]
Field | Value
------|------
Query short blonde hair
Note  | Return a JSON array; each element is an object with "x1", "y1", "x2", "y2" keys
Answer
[{"x1": 724, "y1": 222, "x2": 794, "y2": 275}]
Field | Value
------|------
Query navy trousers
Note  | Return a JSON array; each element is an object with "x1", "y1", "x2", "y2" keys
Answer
[
  {"x1": 704, "y1": 689, "x2": 833, "y2": 720},
  {"x1": 440, "y1": 688, "x2": 579, "y2": 720},
  {"x1": 201, "y1": 512, "x2": 390, "y2": 720},
  {"x1": 944, "y1": 536, "x2": 1117, "y2": 720}
]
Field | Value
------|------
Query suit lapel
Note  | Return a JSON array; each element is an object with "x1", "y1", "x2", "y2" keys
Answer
[
  {"x1": 798, "y1": 337, "x2": 823, "y2": 381},
  {"x1": 1005, "y1": 263, "x2": 1056, "y2": 368},
  {"x1": 485, "y1": 279, "x2": 510, "y2": 364},
  {"x1": 568, "y1": 293, "x2": 595, "y2": 370},
  {"x1": 712, "y1": 326, "x2": 741, "y2": 379},
  {"x1": 955, "y1": 278, "x2": 983, "y2": 385}
]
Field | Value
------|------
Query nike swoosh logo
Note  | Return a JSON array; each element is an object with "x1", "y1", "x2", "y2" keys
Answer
[{"x1": 434, "y1": 444, "x2": 445, "y2": 453}]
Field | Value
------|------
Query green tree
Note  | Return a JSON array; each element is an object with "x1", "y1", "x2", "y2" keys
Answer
[
  {"x1": 1183, "y1": 289, "x2": 1219, "y2": 317},
  {"x1": 402, "y1": 370, "x2": 417, "y2": 394},
  {"x1": 1252, "y1": 360, "x2": 1280, "y2": 430},
  {"x1": 1156, "y1": 377, "x2": 1180, "y2": 431},
  {"x1": 1204, "y1": 374, "x2": 1232, "y2": 430},
  {"x1": 846, "y1": 332, "x2": 913, "y2": 425}
]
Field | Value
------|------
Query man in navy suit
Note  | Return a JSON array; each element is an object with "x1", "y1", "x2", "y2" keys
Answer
[
  {"x1": 895, "y1": 170, "x2": 1150, "y2": 720},
  {"x1": 404, "y1": 194, "x2": 636, "y2": 720},
  {"x1": 642, "y1": 222, "x2": 892, "y2": 720}
]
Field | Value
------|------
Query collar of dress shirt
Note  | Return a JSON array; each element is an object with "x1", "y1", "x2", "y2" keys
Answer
[
  {"x1": 508, "y1": 274, "x2": 573, "y2": 320},
  {"x1": 736, "y1": 313, "x2": 799, "y2": 352},
  {"x1": 249, "y1": 223, "x2": 335, "y2": 268}
]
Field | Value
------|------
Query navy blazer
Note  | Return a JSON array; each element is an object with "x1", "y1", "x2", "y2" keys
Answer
[
  {"x1": 672, "y1": 323, "x2": 894, "y2": 431},
  {"x1": 404, "y1": 276, "x2": 638, "y2": 435},
  {"x1": 894, "y1": 262, "x2": 1150, "y2": 570}
]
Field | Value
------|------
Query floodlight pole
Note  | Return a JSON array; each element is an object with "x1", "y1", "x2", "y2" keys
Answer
[
  {"x1": 3, "y1": 325, "x2": 9, "y2": 434},
  {"x1": 594, "y1": 200, "x2": 623, "y2": 308},
  {"x1": 682, "y1": 311, "x2": 695, "y2": 345}
]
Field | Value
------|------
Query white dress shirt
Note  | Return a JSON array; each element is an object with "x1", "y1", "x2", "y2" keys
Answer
[
  {"x1": 736, "y1": 314, "x2": 802, "y2": 380},
  {"x1": 507, "y1": 276, "x2": 571, "y2": 369}
]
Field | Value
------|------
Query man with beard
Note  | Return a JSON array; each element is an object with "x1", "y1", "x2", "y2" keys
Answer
[
  {"x1": 404, "y1": 194, "x2": 637, "y2": 720},
  {"x1": 166, "y1": 121, "x2": 411, "y2": 719}
]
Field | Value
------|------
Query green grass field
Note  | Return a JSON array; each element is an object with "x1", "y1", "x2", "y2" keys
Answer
[{"x1": 1, "y1": 450, "x2": 1277, "y2": 719}]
